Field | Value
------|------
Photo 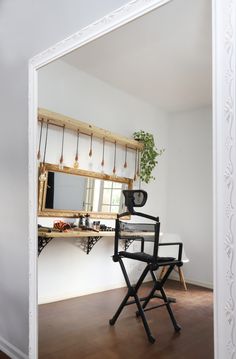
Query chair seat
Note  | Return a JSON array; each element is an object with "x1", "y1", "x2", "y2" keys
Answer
[{"x1": 119, "y1": 251, "x2": 176, "y2": 263}]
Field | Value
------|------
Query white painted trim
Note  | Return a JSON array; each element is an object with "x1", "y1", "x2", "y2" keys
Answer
[
  {"x1": 39, "y1": 277, "x2": 213, "y2": 306},
  {"x1": 170, "y1": 275, "x2": 213, "y2": 290},
  {"x1": 28, "y1": 63, "x2": 38, "y2": 359},
  {"x1": 213, "y1": 1, "x2": 236, "y2": 359},
  {"x1": 30, "y1": 0, "x2": 172, "y2": 70},
  {"x1": 0, "y1": 335, "x2": 28, "y2": 359},
  {"x1": 27, "y1": 0, "x2": 236, "y2": 358},
  {"x1": 39, "y1": 282, "x2": 129, "y2": 305}
]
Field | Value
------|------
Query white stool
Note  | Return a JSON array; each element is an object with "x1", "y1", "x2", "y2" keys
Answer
[{"x1": 158, "y1": 233, "x2": 189, "y2": 290}]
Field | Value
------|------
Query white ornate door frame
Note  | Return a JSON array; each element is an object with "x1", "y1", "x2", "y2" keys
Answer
[
  {"x1": 28, "y1": 0, "x2": 236, "y2": 357},
  {"x1": 213, "y1": 1, "x2": 236, "y2": 358}
]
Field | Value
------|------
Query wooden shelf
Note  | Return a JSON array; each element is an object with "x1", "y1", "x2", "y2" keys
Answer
[
  {"x1": 37, "y1": 229, "x2": 155, "y2": 255},
  {"x1": 38, "y1": 229, "x2": 115, "y2": 255},
  {"x1": 38, "y1": 108, "x2": 143, "y2": 151},
  {"x1": 38, "y1": 229, "x2": 155, "y2": 239},
  {"x1": 38, "y1": 229, "x2": 115, "y2": 238}
]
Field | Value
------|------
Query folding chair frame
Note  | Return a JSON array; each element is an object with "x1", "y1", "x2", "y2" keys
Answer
[{"x1": 109, "y1": 193, "x2": 183, "y2": 343}]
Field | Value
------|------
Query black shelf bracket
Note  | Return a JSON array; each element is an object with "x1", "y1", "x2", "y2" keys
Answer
[
  {"x1": 38, "y1": 236, "x2": 53, "y2": 256},
  {"x1": 86, "y1": 236, "x2": 102, "y2": 254},
  {"x1": 38, "y1": 235, "x2": 104, "y2": 256},
  {"x1": 120, "y1": 238, "x2": 135, "y2": 251},
  {"x1": 75, "y1": 236, "x2": 102, "y2": 254}
]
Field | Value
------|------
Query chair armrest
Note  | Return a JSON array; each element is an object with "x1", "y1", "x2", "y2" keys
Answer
[{"x1": 159, "y1": 242, "x2": 183, "y2": 261}]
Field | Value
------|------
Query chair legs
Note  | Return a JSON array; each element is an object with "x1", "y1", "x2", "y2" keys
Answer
[
  {"x1": 161, "y1": 265, "x2": 188, "y2": 291},
  {"x1": 178, "y1": 267, "x2": 187, "y2": 291},
  {"x1": 140, "y1": 265, "x2": 181, "y2": 332},
  {"x1": 109, "y1": 291, "x2": 130, "y2": 326},
  {"x1": 109, "y1": 258, "x2": 155, "y2": 343},
  {"x1": 109, "y1": 258, "x2": 181, "y2": 343},
  {"x1": 159, "y1": 286, "x2": 181, "y2": 332},
  {"x1": 159, "y1": 266, "x2": 167, "y2": 280}
]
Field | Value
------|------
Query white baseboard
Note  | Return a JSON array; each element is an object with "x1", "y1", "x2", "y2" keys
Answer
[
  {"x1": 170, "y1": 275, "x2": 213, "y2": 290},
  {"x1": 0, "y1": 335, "x2": 28, "y2": 359},
  {"x1": 39, "y1": 273, "x2": 153, "y2": 304},
  {"x1": 39, "y1": 274, "x2": 213, "y2": 305},
  {"x1": 39, "y1": 281, "x2": 128, "y2": 304}
]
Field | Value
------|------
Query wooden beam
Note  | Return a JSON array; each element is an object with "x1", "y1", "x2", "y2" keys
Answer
[
  {"x1": 42, "y1": 163, "x2": 132, "y2": 184},
  {"x1": 38, "y1": 108, "x2": 144, "y2": 151}
]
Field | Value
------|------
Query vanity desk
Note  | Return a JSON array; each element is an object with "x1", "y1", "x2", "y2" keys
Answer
[
  {"x1": 38, "y1": 228, "x2": 156, "y2": 256},
  {"x1": 38, "y1": 228, "x2": 115, "y2": 255}
]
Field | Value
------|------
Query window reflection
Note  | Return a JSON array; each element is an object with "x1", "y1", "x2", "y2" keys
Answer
[{"x1": 84, "y1": 179, "x2": 125, "y2": 212}]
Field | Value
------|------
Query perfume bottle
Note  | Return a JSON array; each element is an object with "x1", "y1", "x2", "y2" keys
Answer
[
  {"x1": 79, "y1": 215, "x2": 85, "y2": 229},
  {"x1": 85, "y1": 213, "x2": 91, "y2": 229}
]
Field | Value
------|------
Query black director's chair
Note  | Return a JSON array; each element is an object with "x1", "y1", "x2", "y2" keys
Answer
[{"x1": 109, "y1": 190, "x2": 183, "y2": 343}]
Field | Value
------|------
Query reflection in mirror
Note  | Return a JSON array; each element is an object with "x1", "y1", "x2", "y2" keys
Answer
[{"x1": 45, "y1": 171, "x2": 127, "y2": 213}]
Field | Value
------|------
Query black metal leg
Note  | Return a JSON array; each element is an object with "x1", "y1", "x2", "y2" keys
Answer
[
  {"x1": 160, "y1": 264, "x2": 175, "y2": 286},
  {"x1": 109, "y1": 259, "x2": 155, "y2": 343},
  {"x1": 109, "y1": 291, "x2": 130, "y2": 325},
  {"x1": 151, "y1": 268, "x2": 176, "y2": 302},
  {"x1": 133, "y1": 292, "x2": 155, "y2": 343},
  {"x1": 140, "y1": 283, "x2": 157, "y2": 311},
  {"x1": 139, "y1": 267, "x2": 173, "y2": 310},
  {"x1": 160, "y1": 287, "x2": 181, "y2": 332}
]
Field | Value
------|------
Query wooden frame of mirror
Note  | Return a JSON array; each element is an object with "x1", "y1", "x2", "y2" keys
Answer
[{"x1": 38, "y1": 163, "x2": 133, "y2": 219}]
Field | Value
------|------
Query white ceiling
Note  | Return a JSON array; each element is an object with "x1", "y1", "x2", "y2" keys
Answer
[{"x1": 62, "y1": 0, "x2": 212, "y2": 112}]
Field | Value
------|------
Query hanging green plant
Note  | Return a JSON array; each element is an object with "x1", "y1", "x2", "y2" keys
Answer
[{"x1": 133, "y1": 130, "x2": 164, "y2": 184}]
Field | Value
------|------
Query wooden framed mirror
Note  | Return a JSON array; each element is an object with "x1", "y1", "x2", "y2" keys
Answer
[{"x1": 38, "y1": 163, "x2": 133, "y2": 218}]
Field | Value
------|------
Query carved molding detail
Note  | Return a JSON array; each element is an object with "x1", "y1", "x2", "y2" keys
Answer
[
  {"x1": 30, "y1": 0, "x2": 170, "y2": 69},
  {"x1": 223, "y1": 0, "x2": 236, "y2": 357}
]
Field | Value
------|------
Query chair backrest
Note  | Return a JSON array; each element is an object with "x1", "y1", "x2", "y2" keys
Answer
[
  {"x1": 114, "y1": 190, "x2": 160, "y2": 260},
  {"x1": 122, "y1": 190, "x2": 147, "y2": 214}
]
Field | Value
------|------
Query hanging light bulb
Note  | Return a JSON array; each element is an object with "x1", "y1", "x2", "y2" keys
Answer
[
  {"x1": 124, "y1": 144, "x2": 128, "y2": 169},
  {"x1": 37, "y1": 119, "x2": 43, "y2": 167},
  {"x1": 59, "y1": 125, "x2": 65, "y2": 170},
  {"x1": 39, "y1": 120, "x2": 49, "y2": 181},
  {"x1": 101, "y1": 137, "x2": 105, "y2": 173},
  {"x1": 134, "y1": 148, "x2": 138, "y2": 181},
  {"x1": 136, "y1": 149, "x2": 140, "y2": 178},
  {"x1": 74, "y1": 130, "x2": 80, "y2": 169},
  {"x1": 113, "y1": 141, "x2": 117, "y2": 175},
  {"x1": 89, "y1": 133, "x2": 93, "y2": 157}
]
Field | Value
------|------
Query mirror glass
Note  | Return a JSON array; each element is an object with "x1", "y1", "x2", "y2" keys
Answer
[{"x1": 42, "y1": 169, "x2": 130, "y2": 215}]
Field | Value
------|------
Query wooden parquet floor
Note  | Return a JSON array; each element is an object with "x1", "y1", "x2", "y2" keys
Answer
[{"x1": 38, "y1": 280, "x2": 213, "y2": 359}]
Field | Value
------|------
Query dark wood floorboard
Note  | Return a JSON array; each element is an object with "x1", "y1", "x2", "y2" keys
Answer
[
  {"x1": 39, "y1": 280, "x2": 213, "y2": 359},
  {"x1": 0, "y1": 352, "x2": 10, "y2": 359}
]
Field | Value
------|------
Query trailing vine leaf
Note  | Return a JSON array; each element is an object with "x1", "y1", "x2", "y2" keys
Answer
[{"x1": 133, "y1": 130, "x2": 164, "y2": 184}]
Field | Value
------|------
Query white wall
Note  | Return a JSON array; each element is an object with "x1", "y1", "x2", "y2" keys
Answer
[
  {"x1": 38, "y1": 60, "x2": 167, "y2": 185},
  {"x1": 166, "y1": 107, "x2": 213, "y2": 287},
  {"x1": 38, "y1": 60, "x2": 168, "y2": 303},
  {"x1": 0, "y1": 0, "x2": 129, "y2": 356}
]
